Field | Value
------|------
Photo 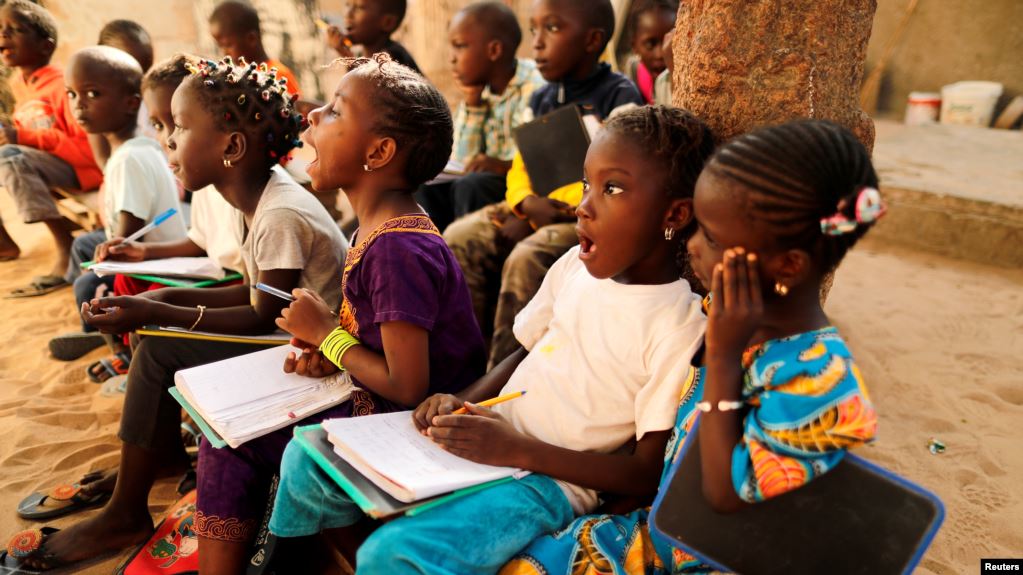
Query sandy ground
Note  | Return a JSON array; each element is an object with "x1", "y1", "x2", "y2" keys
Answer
[{"x1": 0, "y1": 191, "x2": 1021, "y2": 573}]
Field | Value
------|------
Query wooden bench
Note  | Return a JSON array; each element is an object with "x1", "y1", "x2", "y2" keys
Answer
[{"x1": 50, "y1": 186, "x2": 102, "y2": 232}]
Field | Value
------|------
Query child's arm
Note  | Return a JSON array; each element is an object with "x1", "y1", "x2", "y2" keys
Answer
[
  {"x1": 429, "y1": 404, "x2": 671, "y2": 496},
  {"x1": 95, "y1": 236, "x2": 205, "y2": 263}
]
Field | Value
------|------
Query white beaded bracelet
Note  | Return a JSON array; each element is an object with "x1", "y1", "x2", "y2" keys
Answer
[{"x1": 695, "y1": 399, "x2": 744, "y2": 413}]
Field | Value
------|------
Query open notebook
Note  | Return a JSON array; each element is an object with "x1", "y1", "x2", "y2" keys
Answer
[
  {"x1": 322, "y1": 412, "x2": 524, "y2": 504},
  {"x1": 86, "y1": 257, "x2": 227, "y2": 280},
  {"x1": 173, "y1": 345, "x2": 353, "y2": 448}
]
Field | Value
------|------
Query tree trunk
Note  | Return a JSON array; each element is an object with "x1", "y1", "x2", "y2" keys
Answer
[{"x1": 672, "y1": 0, "x2": 878, "y2": 152}]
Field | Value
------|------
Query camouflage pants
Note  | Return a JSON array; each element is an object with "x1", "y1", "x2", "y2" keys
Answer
[{"x1": 444, "y1": 203, "x2": 577, "y2": 368}]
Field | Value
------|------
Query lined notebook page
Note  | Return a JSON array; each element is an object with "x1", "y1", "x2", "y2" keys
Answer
[{"x1": 323, "y1": 412, "x2": 520, "y2": 502}]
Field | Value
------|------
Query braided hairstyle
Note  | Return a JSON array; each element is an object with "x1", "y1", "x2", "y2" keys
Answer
[
  {"x1": 337, "y1": 53, "x2": 452, "y2": 188},
  {"x1": 707, "y1": 119, "x2": 880, "y2": 273},
  {"x1": 602, "y1": 105, "x2": 716, "y2": 288},
  {"x1": 183, "y1": 56, "x2": 304, "y2": 169}
]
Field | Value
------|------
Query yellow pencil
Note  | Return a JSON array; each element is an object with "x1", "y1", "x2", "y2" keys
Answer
[{"x1": 453, "y1": 391, "x2": 526, "y2": 414}]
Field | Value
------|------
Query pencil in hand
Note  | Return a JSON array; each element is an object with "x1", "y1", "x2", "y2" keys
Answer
[{"x1": 453, "y1": 391, "x2": 526, "y2": 415}]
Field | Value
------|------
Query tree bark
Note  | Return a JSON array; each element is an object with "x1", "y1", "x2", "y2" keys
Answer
[{"x1": 672, "y1": 0, "x2": 878, "y2": 152}]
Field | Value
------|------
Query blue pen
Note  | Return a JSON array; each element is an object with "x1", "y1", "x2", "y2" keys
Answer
[
  {"x1": 255, "y1": 282, "x2": 296, "y2": 302},
  {"x1": 121, "y1": 208, "x2": 178, "y2": 244}
]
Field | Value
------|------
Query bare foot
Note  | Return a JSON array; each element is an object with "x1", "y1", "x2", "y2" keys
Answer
[{"x1": 22, "y1": 506, "x2": 153, "y2": 569}]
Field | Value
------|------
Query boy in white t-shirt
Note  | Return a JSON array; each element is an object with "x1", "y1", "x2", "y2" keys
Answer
[
  {"x1": 59, "y1": 47, "x2": 185, "y2": 338},
  {"x1": 268, "y1": 106, "x2": 716, "y2": 573}
]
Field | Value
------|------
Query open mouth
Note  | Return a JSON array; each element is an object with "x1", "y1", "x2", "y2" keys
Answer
[{"x1": 577, "y1": 228, "x2": 597, "y2": 260}]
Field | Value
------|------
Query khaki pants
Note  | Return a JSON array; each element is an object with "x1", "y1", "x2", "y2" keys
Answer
[{"x1": 444, "y1": 203, "x2": 577, "y2": 368}]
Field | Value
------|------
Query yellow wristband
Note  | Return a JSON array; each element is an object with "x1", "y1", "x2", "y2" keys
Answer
[{"x1": 319, "y1": 326, "x2": 361, "y2": 371}]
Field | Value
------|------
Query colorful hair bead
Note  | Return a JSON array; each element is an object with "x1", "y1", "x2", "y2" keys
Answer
[
  {"x1": 269, "y1": 150, "x2": 278, "y2": 159},
  {"x1": 222, "y1": 55, "x2": 233, "y2": 65},
  {"x1": 224, "y1": 112, "x2": 232, "y2": 121},
  {"x1": 254, "y1": 112, "x2": 263, "y2": 121},
  {"x1": 258, "y1": 63, "x2": 268, "y2": 72},
  {"x1": 280, "y1": 108, "x2": 290, "y2": 118},
  {"x1": 238, "y1": 57, "x2": 248, "y2": 67},
  {"x1": 261, "y1": 90, "x2": 271, "y2": 101},
  {"x1": 237, "y1": 94, "x2": 247, "y2": 105},
  {"x1": 204, "y1": 79, "x2": 215, "y2": 86}
]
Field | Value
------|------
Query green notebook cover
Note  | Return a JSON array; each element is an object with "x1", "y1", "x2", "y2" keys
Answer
[
  {"x1": 293, "y1": 425, "x2": 516, "y2": 519},
  {"x1": 168, "y1": 387, "x2": 228, "y2": 449}
]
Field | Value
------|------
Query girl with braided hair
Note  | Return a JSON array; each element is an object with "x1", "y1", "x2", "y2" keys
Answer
[
  {"x1": 501, "y1": 119, "x2": 881, "y2": 574},
  {"x1": 3, "y1": 57, "x2": 347, "y2": 571}
]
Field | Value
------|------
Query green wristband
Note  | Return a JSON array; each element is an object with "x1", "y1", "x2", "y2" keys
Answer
[{"x1": 319, "y1": 326, "x2": 361, "y2": 371}]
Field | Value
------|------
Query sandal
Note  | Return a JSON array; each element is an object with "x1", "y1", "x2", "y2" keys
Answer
[
  {"x1": 47, "y1": 332, "x2": 106, "y2": 361},
  {"x1": 17, "y1": 482, "x2": 110, "y2": 522},
  {"x1": 4, "y1": 276, "x2": 69, "y2": 299},
  {"x1": 86, "y1": 352, "x2": 131, "y2": 384},
  {"x1": 3, "y1": 527, "x2": 63, "y2": 571}
]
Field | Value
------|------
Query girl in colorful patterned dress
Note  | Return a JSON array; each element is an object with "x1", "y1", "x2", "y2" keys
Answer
[{"x1": 501, "y1": 119, "x2": 882, "y2": 574}]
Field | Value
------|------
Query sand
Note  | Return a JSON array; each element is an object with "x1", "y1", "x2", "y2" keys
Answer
[{"x1": 1, "y1": 190, "x2": 1021, "y2": 573}]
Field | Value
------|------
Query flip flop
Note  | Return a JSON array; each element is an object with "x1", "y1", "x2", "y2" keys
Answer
[
  {"x1": 17, "y1": 482, "x2": 110, "y2": 521},
  {"x1": 0, "y1": 549, "x2": 42, "y2": 573},
  {"x1": 4, "y1": 276, "x2": 69, "y2": 299},
  {"x1": 86, "y1": 352, "x2": 131, "y2": 384},
  {"x1": 47, "y1": 332, "x2": 106, "y2": 361},
  {"x1": 3, "y1": 527, "x2": 119, "y2": 574}
]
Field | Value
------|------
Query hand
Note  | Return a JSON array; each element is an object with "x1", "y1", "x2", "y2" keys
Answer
[
  {"x1": 427, "y1": 402, "x2": 530, "y2": 468},
  {"x1": 95, "y1": 237, "x2": 146, "y2": 262},
  {"x1": 326, "y1": 26, "x2": 353, "y2": 57},
  {"x1": 464, "y1": 154, "x2": 512, "y2": 175},
  {"x1": 283, "y1": 347, "x2": 340, "y2": 378},
  {"x1": 0, "y1": 126, "x2": 17, "y2": 146},
  {"x1": 81, "y1": 295, "x2": 156, "y2": 334},
  {"x1": 705, "y1": 248, "x2": 763, "y2": 357},
  {"x1": 412, "y1": 393, "x2": 463, "y2": 433},
  {"x1": 519, "y1": 196, "x2": 575, "y2": 229},
  {"x1": 494, "y1": 213, "x2": 533, "y2": 245},
  {"x1": 457, "y1": 82, "x2": 486, "y2": 107},
  {"x1": 275, "y1": 288, "x2": 336, "y2": 347}
]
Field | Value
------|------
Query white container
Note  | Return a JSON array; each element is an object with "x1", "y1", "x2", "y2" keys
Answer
[
  {"x1": 904, "y1": 92, "x2": 941, "y2": 125},
  {"x1": 940, "y1": 81, "x2": 1004, "y2": 127}
]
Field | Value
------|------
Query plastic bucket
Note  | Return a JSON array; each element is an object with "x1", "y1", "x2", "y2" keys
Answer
[
  {"x1": 940, "y1": 81, "x2": 1003, "y2": 127},
  {"x1": 905, "y1": 92, "x2": 941, "y2": 125}
]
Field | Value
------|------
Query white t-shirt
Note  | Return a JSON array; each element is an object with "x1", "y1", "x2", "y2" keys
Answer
[
  {"x1": 187, "y1": 185, "x2": 244, "y2": 272},
  {"x1": 241, "y1": 166, "x2": 348, "y2": 308},
  {"x1": 493, "y1": 246, "x2": 706, "y2": 514},
  {"x1": 103, "y1": 137, "x2": 187, "y2": 242}
]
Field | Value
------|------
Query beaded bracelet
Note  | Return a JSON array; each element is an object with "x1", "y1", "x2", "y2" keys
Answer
[
  {"x1": 319, "y1": 326, "x2": 361, "y2": 371},
  {"x1": 695, "y1": 399, "x2": 744, "y2": 413}
]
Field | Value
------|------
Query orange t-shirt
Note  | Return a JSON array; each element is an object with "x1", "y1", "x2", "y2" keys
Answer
[{"x1": 9, "y1": 66, "x2": 103, "y2": 191}]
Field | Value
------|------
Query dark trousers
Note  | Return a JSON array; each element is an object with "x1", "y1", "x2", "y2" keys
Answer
[
  {"x1": 66, "y1": 230, "x2": 113, "y2": 331},
  {"x1": 414, "y1": 172, "x2": 507, "y2": 232}
]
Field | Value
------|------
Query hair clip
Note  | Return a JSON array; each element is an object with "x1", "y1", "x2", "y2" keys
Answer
[
  {"x1": 820, "y1": 187, "x2": 886, "y2": 236},
  {"x1": 254, "y1": 112, "x2": 263, "y2": 121}
]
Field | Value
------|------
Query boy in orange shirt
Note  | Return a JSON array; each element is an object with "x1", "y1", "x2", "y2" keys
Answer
[
  {"x1": 208, "y1": 0, "x2": 301, "y2": 97},
  {"x1": 0, "y1": 0, "x2": 102, "y2": 296}
]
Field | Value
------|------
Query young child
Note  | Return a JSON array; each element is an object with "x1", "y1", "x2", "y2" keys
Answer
[
  {"x1": 268, "y1": 105, "x2": 711, "y2": 574},
  {"x1": 444, "y1": 0, "x2": 643, "y2": 367},
  {"x1": 194, "y1": 53, "x2": 486, "y2": 573},
  {"x1": 62, "y1": 47, "x2": 187, "y2": 332},
  {"x1": 0, "y1": 0, "x2": 102, "y2": 295},
  {"x1": 208, "y1": 0, "x2": 301, "y2": 96},
  {"x1": 326, "y1": 0, "x2": 421, "y2": 73},
  {"x1": 3, "y1": 59, "x2": 346, "y2": 571},
  {"x1": 654, "y1": 27, "x2": 675, "y2": 107},
  {"x1": 98, "y1": 19, "x2": 158, "y2": 145},
  {"x1": 624, "y1": 0, "x2": 677, "y2": 104},
  {"x1": 501, "y1": 119, "x2": 881, "y2": 574},
  {"x1": 415, "y1": 1, "x2": 545, "y2": 231}
]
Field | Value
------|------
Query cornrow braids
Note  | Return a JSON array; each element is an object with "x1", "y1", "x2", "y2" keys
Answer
[
  {"x1": 184, "y1": 56, "x2": 305, "y2": 169},
  {"x1": 602, "y1": 105, "x2": 716, "y2": 292},
  {"x1": 707, "y1": 119, "x2": 880, "y2": 272},
  {"x1": 337, "y1": 53, "x2": 452, "y2": 189}
]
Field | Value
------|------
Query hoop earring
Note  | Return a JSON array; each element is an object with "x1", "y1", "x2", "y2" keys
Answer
[
  {"x1": 664, "y1": 227, "x2": 675, "y2": 241},
  {"x1": 774, "y1": 282, "x2": 789, "y2": 296},
  {"x1": 363, "y1": 164, "x2": 372, "y2": 172},
  {"x1": 223, "y1": 159, "x2": 233, "y2": 168}
]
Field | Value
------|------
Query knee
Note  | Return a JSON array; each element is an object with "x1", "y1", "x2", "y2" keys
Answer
[
  {"x1": 0, "y1": 144, "x2": 23, "y2": 161},
  {"x1": 356, "y1": 527, "x2": 423, "y2": 575},
  {"x1": 278, "y1": 440, "x2": 319, "y2": 492},
  {"x1": 503, "y1": 241, "x2": 539, "y2": 278}
]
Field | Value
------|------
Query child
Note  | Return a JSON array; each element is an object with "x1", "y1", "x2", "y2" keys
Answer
[
  {"x1": 269, "y1": 105, "x2": 712, "y2": 574},
  {"x1": 624, "y1": 0, "x2": 677, "y2": 104},
  {"x1": 326, "y1": 0, "x2": 421, "y2": 73},
  {"x1": 502, "y1": 119, "x2": 881, "y2": 574},
  {"x1": 0, "y1": 0, "x2": 102, "y2": 295},
  {"x1": 444, "y1": 0, "x2": 643, "y2": 367},
  {"x1": 654, "y1": 27, "x2": 674, "y2": 107},
  {"x1": 98, "y1": 19, "x2": 158, "y2": 145},
  {"x1": 208, "y1": 0, "x2": 301, "y2": 96},
  {"x1": 194, "y1": 53, "x2": 486, "y2": 573},
  {"x1": 62, "y1": 47, "x2": 187, "y2": 331},
  {"x1": 415, "y1": 1, "x2": 545, "y2": 231},
  {"x1": 3, "y1": 59, "x2": 347, "y2": 571}
]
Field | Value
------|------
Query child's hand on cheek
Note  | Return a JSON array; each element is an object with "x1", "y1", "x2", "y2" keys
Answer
[
  {"x1": 427, "y1": 403, "x2": 531, "y2": 468},
  {"x1": 706, "y1": 248, "x2": 763, "y2": 358},
  {"x1": 275, "y1": 289, "x2": 336, "y2": 347}
]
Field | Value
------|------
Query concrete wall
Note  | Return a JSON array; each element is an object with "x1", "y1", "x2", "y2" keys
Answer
[{"x1": 866, "y1": 0, "x2": 1023, "y2": 119}]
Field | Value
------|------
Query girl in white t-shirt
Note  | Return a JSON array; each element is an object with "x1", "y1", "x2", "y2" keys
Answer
[{"x1": 267, "y1": 105, "x2": 717, "y2": 573}]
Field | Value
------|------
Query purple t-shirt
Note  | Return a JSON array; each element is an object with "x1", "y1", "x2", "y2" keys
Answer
[{"x1": 338, "y1": 215, "x2": 486, "y2": 406}]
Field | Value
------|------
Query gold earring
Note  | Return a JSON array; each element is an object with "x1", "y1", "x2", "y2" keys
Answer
[
  {"x1": 664, "y1": 227, "x2": 675, "y2": 241},
  {"x1": 363, "y1": 164, "x2": 372, "y2": 172},
  {"x1": 774, "y1": 282, "x2": 789, "y2": 296},
  {"x1": 223, "y1": 159, "x2": 233, "y2": 168}
]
